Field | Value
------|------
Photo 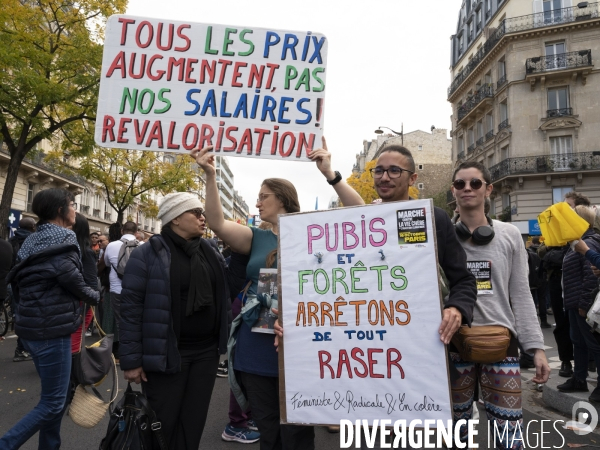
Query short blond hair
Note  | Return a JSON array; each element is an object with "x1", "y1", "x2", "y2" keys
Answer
[{"x1": 575, "y1": 205, "x2": 595, "y2": 226}]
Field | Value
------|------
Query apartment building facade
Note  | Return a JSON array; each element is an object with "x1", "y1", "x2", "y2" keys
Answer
[
  {"x1": 353, "y1": 129, "x2": 453, "y2": 199},
  {"x1": 449, "y1": 0, "x2": 600, "y2": 227}
]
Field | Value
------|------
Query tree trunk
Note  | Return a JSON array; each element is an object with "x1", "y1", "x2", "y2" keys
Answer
[
  {"x1": 117, "y1": 210, "x2": 124, "y2": 224},
  {"x1": 0, "y1": 149, "x2": 27, "y2": 239}
]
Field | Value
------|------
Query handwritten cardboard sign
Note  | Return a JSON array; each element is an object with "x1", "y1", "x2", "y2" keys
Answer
[
  {"x1": 278, "y1": 200, "x2": 452, "y2": 425},
  {"x1": 95, "y1": 15, "x2": 327, "y2": 161}
]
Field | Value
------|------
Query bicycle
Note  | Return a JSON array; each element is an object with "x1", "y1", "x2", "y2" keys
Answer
[{"x1": 0, "y1": 297, "x2": 14, "y2": 338}]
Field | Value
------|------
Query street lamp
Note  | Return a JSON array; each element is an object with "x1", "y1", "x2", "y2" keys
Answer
[{"x1": 374, "y1": 125, "x2": 403, "y2": 145}]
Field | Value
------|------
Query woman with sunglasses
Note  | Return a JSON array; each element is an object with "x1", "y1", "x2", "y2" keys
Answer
[
  {"x1": 450, "y1": 162, "x2": 549, "y2": 449},
  {"x1": 1, "y1": 189, "x2": 99, "y2": 450},
  {"x1": 119, "y1": 192, "x2": 249, "y2": 449},
  {"x1": 193, "y1": 140, "x2": 362, "y2": 450}
]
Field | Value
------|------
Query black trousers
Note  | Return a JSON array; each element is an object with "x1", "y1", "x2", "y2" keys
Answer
[
  {"x1": 240, "y1": 371, "x2": 315, "y2": 450},
  {"x1": 548, "y1": 273, "x2": 574, "y2": 363},
  {"x1": 143, "y1": 345, "x2": 219, "y2": 450}
]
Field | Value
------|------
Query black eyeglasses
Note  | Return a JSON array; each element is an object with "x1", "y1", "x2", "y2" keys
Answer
[
  {"x1": 452, "y1": 178, "x2": 487, "y2": 190},
  {"x1": 370, "y1": 166, "x2": 414, "y2": 179},
  {"x1": 70, "y1": 202, "x2": 77, "y2": 210},
  {"x1": 187, "y1": 208, "x2": 204, "y2": 219}
]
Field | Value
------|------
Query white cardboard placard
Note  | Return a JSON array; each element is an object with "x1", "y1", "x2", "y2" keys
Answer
[
  {"x1": 95, "y1": 15, "x2": 326, "y2": 160},
  {"x1": 278, "y1": 199, "x2": 452, "y2": 425}
]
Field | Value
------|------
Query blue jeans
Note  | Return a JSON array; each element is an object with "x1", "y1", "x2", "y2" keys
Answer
[
  {"x1": 569, "y1": 309, "x2": 600, "y2": 381},
  {"x1": 0, "y1": 336, "x2": 72, "y2": 450}
]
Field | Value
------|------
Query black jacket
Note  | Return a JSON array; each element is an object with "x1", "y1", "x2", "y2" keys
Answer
[
  {"x1": 7, "y1": 244, "x2": 100, "y2": 340},
  {"x1": 119, "y1": 235, "x2": 248, "y2": 373},
  {"x1": 434, "y1": 207, "x2": 478, "y2": 325},
  {"x1": 563, "y1": 229, "x2": 600, "y2": 311}
]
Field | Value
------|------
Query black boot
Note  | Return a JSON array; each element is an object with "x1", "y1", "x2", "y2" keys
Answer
[
  {"x1": 559, "y1": 361, "x2": 573, "y2": 378},
  {"x1": 557, "y1": 377, "x2": 588, "y2": 392}
]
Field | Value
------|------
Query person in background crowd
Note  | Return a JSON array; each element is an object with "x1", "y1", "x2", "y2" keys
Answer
[
  {"x1": 104, "y1": 221, "x2": 137, "y2": 363},
  {"x1": 574, "y1": 239, "x2": 600, "y2": 272},
  {"x1": 95, "y1": 234, "x2": 109, "y2": 324},
  {"x1": 90, "y1": 231, "x2": 100, "y2": 254},
  {"x1": 135, "y1": 231, "x2": 146, "y2": 244},
  {"x1": 101, "y1": 223, "x2": 123, "y2": 361},
  {"x1": 7, "y1": 217, "x2": 36, "y2": 362},
  {"x1": 0, "y1": 238, "x2": 12, "y2": 326},
  {"x1": 71, "y1": 213, "x2": 99, "y2": 352},
  {"x1": 0, "y1": 189, "x2": 99, "y2": 450},
  {"x1": 565, "y1": 191, "x2": 591, "y2": 208},
  {"x1": 558, "y1": 205, "x2": 600, "y2": 402},
  {"x1": 538, "y1": 241, "x2": 573, "y2": 377},
  {"x1": 527, "y1": 237, "x2": 551, "y2": 328},
  {"x1": 449, "y1": 162, "x2": 549, "y2": 448},
  {"x1": 120, "y1": 192, "x2": 249, "y2": 449}
]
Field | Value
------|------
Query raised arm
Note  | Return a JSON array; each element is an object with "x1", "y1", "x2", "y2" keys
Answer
[
  {"x1": 192, "y1": 146, "x2": 253, "y2": 254},
  {"x1": 308, "y1": 137, "x2": 365, "y2": 208}
]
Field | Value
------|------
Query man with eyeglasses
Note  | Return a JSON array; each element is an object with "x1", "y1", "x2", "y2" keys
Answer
[{"x1": 310, "y1": 143, "x2": 477, "y2": 345}]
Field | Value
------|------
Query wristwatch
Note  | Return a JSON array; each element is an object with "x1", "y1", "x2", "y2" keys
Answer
[{"x1": 327, "y1": 171, "x2": 342, "y2": 186}]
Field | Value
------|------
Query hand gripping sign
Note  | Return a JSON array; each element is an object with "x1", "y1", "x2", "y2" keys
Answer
[
  {"x1": 95, "y1": 15, "x2": 327, "y2": 161},
  {"x1": 277, "y1": 199, "x2": 452, "y2": 426}
]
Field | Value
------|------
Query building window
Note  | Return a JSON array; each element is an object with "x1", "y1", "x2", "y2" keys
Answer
[
  {"x1": 544, "y1": 0, "x2": 563, "y2": 24},
  {"x1": 545, "y1": 41, "x2": 567, "y2": 70},
  {"x1": 458, "y1": 136, "x2": 465, "y2": 155},
  {"x1": 486, "y1": 113, "x2": 494, "y2": 134},
  {"x1": 26, "y1": 183, "x2": 35, "y2": 212},
  {"x1": 477, "y1": 120, "x2": 484, "y2": 140},
  {"x1": 488, "y1": 153, "x2": 495, "y2": 168},
  {"x1": 553, "y1": 186, "x2": 574, "y2": 204},
  {"x1": 489, "y1": 197, "x2": 496, "y2": 216},
  {"x1": 164, "y1": 154, "x2": 176, "y2": 164},
  {"x1": 550, "y1": 136, "x2": 573, "y2": 171},
  {"x1": 502, "y1": 193, "x2": 510, "y2": 210},
  {"x1": 547, "y1": 87, "x2": 569, "y2": 116},
  {"x1": 418, "y1": 164, "x2": 424, "y2": 170},
  {"x1": 501, "y1": 145, "x2": 509, "y2": 161},
  {"x1": 418, "y1": 145, "x2": 423, "y2": 151},
  {"x1": 499, "y1": 101, "x2": 508, "y2": 123},
  {"x1": 417, "y1": 183, "x2": 424, "y2": 190}
]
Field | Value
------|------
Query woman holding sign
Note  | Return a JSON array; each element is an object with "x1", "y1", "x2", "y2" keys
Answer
[{"x1": 193, "y1": 140, "x2": 362, "y2": 450}]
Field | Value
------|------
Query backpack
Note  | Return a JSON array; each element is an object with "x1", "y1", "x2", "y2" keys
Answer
[
  {"x1": 543, "y1": 247, "x2": 566, "y2": 270},
  {"x1": 526, "y1": 248, "x2": 542, "y2": 289},
  {"x1": 113, "y1": 238, "x2": 139, "y2": 279}
]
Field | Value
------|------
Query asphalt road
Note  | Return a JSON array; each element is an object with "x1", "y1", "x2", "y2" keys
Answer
[{"x1": 1, "y1": 322, "x2": 599, "y2": 449}]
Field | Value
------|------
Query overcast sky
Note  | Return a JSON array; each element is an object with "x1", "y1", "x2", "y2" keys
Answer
[{"x1": 125, "y1": 0, "x2": 463, "y2": 215}]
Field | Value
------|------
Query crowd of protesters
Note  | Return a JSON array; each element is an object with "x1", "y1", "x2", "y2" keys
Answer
[{"x1": 0, "y1": 141, "x2": 599, "y2": 450}]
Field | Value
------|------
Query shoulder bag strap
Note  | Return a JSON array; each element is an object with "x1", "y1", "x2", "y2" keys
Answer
[{"x1": 240, "y1": 280, "x2": 252, "y2": 304}]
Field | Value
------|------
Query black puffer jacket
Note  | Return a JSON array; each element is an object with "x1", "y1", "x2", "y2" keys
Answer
[
  {"x1": 563, "y1": 229, "x2": 600, "y2": 311},
  {"x1": 119, "y1": 235, "x2": 248, "y2": 374},
  {"x1": 7, "y1": 244, "x2": 100, "y2": 340}
]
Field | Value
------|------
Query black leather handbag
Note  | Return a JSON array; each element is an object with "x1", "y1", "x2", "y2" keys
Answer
[
  {"x1": 72, "y1": 305, "x2": 114, "y2": 386},
  {"x1": 99, "y1": 383, "x2": 167, "y2": 450}
]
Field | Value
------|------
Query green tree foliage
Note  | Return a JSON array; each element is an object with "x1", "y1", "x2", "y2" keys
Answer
[
  {"x1": 0, "y1": 0, "x2": 126, "y2": 237},
  {"x1": 47, "y1": 148, "x2": 200, "y2": 224}
]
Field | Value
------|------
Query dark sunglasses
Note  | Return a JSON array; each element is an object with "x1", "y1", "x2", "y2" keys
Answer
[
  {"x1": 187, "y1": 208, "x2": 205, "y2": 218},
  {"x1": 452, "y1": 178, "x2": 487, "y2": 190}
]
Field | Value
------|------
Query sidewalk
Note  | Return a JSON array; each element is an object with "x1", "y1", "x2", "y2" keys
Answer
[{"x1": 543, "y1": 372, "x2": 600, "y2": 417}]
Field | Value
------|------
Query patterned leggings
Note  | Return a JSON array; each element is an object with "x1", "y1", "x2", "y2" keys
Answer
[{"x1": 450, "y1": 352, "x2": 523, "y2": 450}]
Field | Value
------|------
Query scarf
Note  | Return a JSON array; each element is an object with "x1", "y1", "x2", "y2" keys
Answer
[
  {"x1": 17, "y1": 223, "x2": 80, "y2": 262},
  {"x1": 162, "y1": 226, "x2": 214, "y2": 315}
]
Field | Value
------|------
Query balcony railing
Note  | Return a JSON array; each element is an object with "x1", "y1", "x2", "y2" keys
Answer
[
  {"x1": 488, "y1": 151, "x2": 600, "y2": 182},
  {"x1": 497, "y1": 74, "x2": 507, "y2": 89},
  {"x1": 449, "y1": 2, "x2": 600, "y2": 97},
  {"x1": 104, "y1": 211, "x2": 112, "y2": 220},
  {"x1": 467, "y1": 144, "x2": 475, "y2": 154},
  {"x1": 485, "y1": 10, "x2": 491, "y2": 20},
  {"x1": 526, "y1": 50, "x2": 592, "y2": 74},
  {"x1": 486, "y1": 130, "x2": 494, "y2": 141},
  {"x1": 458, "y1": 151, "x2": 466, "y2": 161},
  {"x1": 457, "y1": 84, "x2": 494, "y2": 121},
  {"x1": 498, "y1": 119, "x2": 509, "y2": 131},
  {"x1": 93, "y1": 209, "x2": 100, "y2": 218},
  {"x1": 81, "y1": 205, "x2": 90, "y2": 214},
  {"x1": 547, "y1": 107, "x2": 573, "y2": 118},
  {"x1": 476, "y1": 137, "x2": 485, "y2": 147}
]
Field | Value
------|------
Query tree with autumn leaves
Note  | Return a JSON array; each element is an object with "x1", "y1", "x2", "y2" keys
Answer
[
  {"x1": 346, "y1": 160, "x2": 419, "y2": 204},
  {"x1": 0, "y1": 0, "x2": 127, "y2": 237}
]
